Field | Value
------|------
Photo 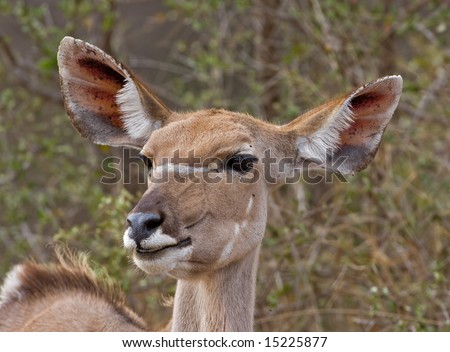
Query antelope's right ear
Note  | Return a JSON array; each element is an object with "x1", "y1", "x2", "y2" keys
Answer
[{"x1": 57, "y1": 36, "x2": 171, "y2": 148}]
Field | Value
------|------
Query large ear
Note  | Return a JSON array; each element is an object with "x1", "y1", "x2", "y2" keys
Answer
[
  {"x1": 282, "y1": 76, "x2": 402, "y2": 174},
  {"x1": 57, "y1": 36, "x2": 171, "y2": 148}
]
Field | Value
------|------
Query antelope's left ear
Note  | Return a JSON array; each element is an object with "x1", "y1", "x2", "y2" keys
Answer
[{"x1": 282, "y1": 75, "x2": 402, "y2": 174}]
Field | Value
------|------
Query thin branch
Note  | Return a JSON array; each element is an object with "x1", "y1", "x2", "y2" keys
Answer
[
  {"x1": 129, "y1": 57, "x2": 192, "y2": 76},
  {"x1": 0, "y1": 35, "x2": 61, "y2": 103},
  {"x1": 0, "y1": 35, "x2": 17, "y2": 65},
  {"x1": 414, "y1": 66, "x2": 449, "y2": 120},
  {"x1": 256, "y1": 308, "x2": 447, "y2": 328}
]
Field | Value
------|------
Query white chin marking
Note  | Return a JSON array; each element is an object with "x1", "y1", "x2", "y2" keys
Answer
[
  {"x1": 0, "y1": 265, "x2": 24, "y2": 306},
  {"x1": 133, "y1": 246, "x2": 193, "y2": 275},
  {"x1": 124, "y1": 228, "x2": 193, "y2": 275}
]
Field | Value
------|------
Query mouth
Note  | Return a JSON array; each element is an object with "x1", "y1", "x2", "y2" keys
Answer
[{"x1": 135, "y1": 237, "x2": 192, "y2": 258}]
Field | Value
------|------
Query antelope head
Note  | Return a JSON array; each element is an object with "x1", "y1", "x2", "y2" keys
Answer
[{"x1": 57, "y1": 37, "x2": 402, "y2": 282}]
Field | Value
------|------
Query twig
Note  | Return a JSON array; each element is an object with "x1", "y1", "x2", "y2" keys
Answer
[
  {"x1": 256, "y1": 308, "x2": 448, "y2": 327},
  {"x1": 0, "y1": 35, "x2": 61, "y2": 103}
]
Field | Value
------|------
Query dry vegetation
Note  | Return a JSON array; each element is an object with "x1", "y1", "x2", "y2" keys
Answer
[{"x1": 0, "y1": 0, "x2": 449, "y2": 331}]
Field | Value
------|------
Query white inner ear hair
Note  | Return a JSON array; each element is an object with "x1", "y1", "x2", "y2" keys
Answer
[
  {"x1": 0, "y1": 264, "x2": 24, "y2": 306},
  {"x1": 116, "y1": 79, "x2": 161, "y2": 140},
  {"x1": 297, "y1": 99, "x2": 354, "y2": 162}
]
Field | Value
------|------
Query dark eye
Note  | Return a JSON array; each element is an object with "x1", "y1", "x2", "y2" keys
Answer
[
  {"x1": 138, "y1": 154, "x2": 153, "y2": 170},
  {"x1": 226, "y1": 154, "x2": 258, "y2": 173}
]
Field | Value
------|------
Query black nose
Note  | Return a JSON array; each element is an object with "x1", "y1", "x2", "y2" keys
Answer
[{"x1": 127, "y1": 212, "x2": 164, "y2": 244}]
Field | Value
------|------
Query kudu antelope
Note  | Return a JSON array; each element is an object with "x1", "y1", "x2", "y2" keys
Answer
[
  {"x1": 0, "y1": 250, "x2": 146, "y2": 331},
  {"x1": 0, "y1": 37, "x2": 402, "y2": 331}
]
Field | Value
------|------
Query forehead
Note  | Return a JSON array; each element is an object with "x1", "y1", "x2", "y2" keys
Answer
[{"x1": 143, "y1": 110, "x2": 255, "y2": 160}]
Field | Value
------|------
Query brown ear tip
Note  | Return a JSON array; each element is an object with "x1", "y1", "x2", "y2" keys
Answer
[
  {"x1": 57, "y1": 36, "x2": 79, "y2": 63},
  {"x1": 58, "y1": 37, "x2": 94, "y2": 61},
  {"x1": 58, "y1": 36, "x2": 77, "y2": 52},
  {"x1": 352, "y1": 75, "x2": 403, "y2": 100},
  {"x1": 60, "y1": 36, "x2": 76, "y2": 44},
  {"x1": 384, "y1": 74, "x2": 403, "y2": 86},
  {"x1": 374, "y1": 75, "x2": 403, "y2": 92}
]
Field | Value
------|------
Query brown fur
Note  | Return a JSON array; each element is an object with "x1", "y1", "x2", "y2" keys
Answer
[
  {"x1": 59, "y1": 38, "x2": 400, "y2": 331},
  {"x1": 0, "y1": 249, "x2": 146, "y2": 332},
  {"x1": 1, "y1": 37, "x2": 402, "y2": 332}
]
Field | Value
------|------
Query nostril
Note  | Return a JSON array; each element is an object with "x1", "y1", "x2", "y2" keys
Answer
[{"x1": 144, "y1": 213, "x2": 164, "y2": 232}]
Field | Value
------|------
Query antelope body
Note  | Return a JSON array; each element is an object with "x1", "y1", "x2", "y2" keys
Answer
[
  {"x1": 0, "y1": 37, "x2": 402, "y2": 331},
  {"x1": 0, "y1": 251, "x2": 145, "y2": 331}
]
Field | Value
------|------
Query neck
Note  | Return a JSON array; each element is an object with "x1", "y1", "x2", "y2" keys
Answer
[{"x1": 171, "y1": 245, "x2": 260, "y2": 332}]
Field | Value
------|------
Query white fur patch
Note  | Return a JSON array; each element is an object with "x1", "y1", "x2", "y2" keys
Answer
[
  {"x1": 124, "y1": 227, "x2": 192, "y2": 275},
  {"x1": 233, "y1": 223, "x2": 240, "y2": 237},
  {"x1": 139, "y1": 229, "x2": 177, "y2": 251},
  {"x1": 246, "y1": 196, "x2": 254, "y2": 215},
  {"x1": 116, "y1": 79, "x2": 161, "y2": 139},
  {"x1": 219, "y1": 241, "x2": 235, "y2": 262},
  {"x1": 134, "y1": 246, "x2": 193, "y2": 276},
  {"x1": 0, "y1": 265, "x2": 24, "y2": 306},
  {"x1": 221, "y1": 220, "x2": 249, "y2": 262},
  {"x1": 225, "y1": 222, "x2": 242, "y2": 257},
  {"x1": 220, "y1": 197, "x2": 257, "y2": 263},
  {"x1": 123, "y1": 228, "x2": 136, "y2": 251},
  {"x1": 153, "y1": 164, "x2": 209, "y2": 178},
  {"x1": 297, "y1": 102, "x2": 354, "y2": 162},
  {"x1": 124, "y1": 227, "x2": 178, "y2": 251}
]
